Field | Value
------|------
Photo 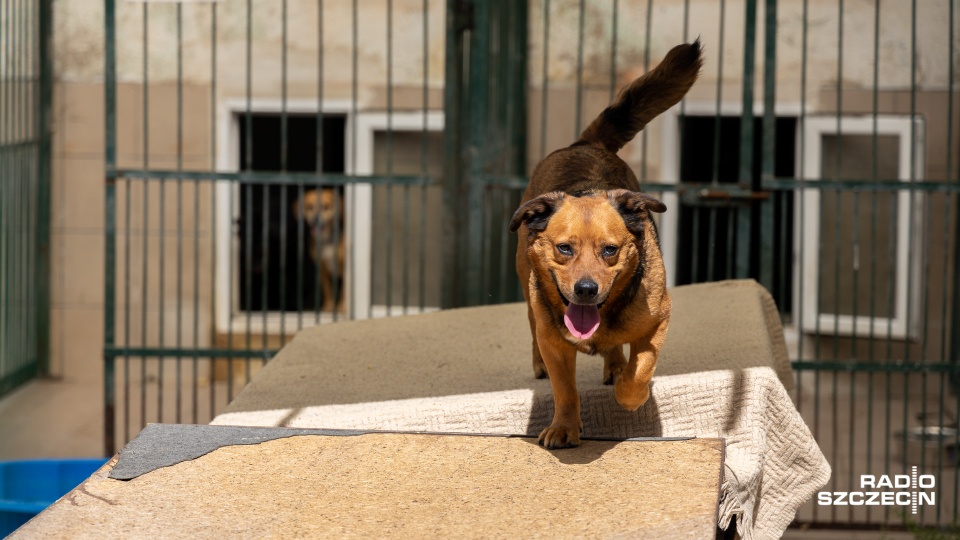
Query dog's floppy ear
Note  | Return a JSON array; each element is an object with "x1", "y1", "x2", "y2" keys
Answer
[
  {"x1": 577, "y1": 40, "x2": 703, "y2": 153},
  {"x1": 608, "y1": 190, "x2": 666, "y2": 236},
  {"x1": 509, "y1": 192, "x2": 566, "y2": 234}
]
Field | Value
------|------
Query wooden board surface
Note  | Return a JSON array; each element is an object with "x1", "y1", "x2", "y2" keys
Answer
[{"x1": 14, "y1": 433, "x2": 724, "y2": 539}]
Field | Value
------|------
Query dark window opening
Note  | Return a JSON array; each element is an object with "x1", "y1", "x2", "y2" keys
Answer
[
  {"x1": 675, "y1": 115, "x2": 797, "y2": 316},
  {"x1": 237, "y1": 113, "x2": 347, "y2": 313}
]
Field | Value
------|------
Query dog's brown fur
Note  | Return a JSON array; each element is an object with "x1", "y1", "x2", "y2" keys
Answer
[
  {"x1": 294, "y1": 188, "x2": 346, "y2": 313},
  {"x1": 509, "y1": 41, "x2": 702, "y2": 449}
]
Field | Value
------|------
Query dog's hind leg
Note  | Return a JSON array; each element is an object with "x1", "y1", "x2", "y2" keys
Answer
[
  {"x1": 527, "y1": 303, "x2": 548, "y2": 379},
  {"x1": 601, "y1": 346, "x2": 626, "y2": 385}
]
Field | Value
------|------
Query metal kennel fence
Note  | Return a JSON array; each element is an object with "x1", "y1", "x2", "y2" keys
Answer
[
  {"x1": 0, "y1": 0, "x2": 52, "y2": 399},
  {"x1": 101, "y1": 0, "x2": 960, "y2": 531}
]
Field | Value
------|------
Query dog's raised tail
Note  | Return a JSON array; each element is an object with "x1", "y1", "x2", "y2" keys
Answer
[{"x1": 576, "y1": 40, "x2": 703, "y2": 153}]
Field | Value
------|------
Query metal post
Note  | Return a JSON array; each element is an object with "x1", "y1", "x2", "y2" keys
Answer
[
  {"x1": 103, "y1": 0, "x2": 117, "y2": 456},
  {"x1": 35, "y1": 0, "x2": 52, "y2": 377},
  {"x1": 442, "y1": 0, "x2": 469, "y2": 308},
  {"x1": 759, "y1": 0, "x2": 776, "y2": 291},
  {"x1": 736, "y1": 0, "x2": 757, "y2": 280}
]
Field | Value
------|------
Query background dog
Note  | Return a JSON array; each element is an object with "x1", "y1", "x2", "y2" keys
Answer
[
  {"x1": 294, "y1": 188, "x2": 346, "y2": 313},
  {"x1": 509, "y1": 41, "x2": 703, "y2": 449}
]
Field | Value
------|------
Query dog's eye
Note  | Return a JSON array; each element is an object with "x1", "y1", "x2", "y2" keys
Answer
[
  {"x1": 556, "y1": 243, "x2": 574, "y2": 256},
  {"x1": 602, "y1": 245, "x2": 618, "y2": 257}
]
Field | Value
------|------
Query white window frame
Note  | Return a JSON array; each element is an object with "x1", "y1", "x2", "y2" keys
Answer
[
  {"x1": 659, "y1": 101, "x2": 803, "y2": 289},
  {"x1": 352, "y1": 110, "x2": 444, "y2": 319},
  {"x1": 213, "y1": 98, "x2": 443, "y2": 334},
  {"x1": 795, "y1": 115, "x2": 925, "y2": 339}
]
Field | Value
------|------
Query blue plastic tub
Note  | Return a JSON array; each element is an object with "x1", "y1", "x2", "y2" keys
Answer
[{"x1": 0, "y1": 458, "x2": 108, "y2": 537}]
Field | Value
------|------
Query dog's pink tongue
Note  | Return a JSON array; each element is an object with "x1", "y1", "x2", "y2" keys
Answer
[{"x1": 564, "y1": 304, "x2": 601, "y2": 340}]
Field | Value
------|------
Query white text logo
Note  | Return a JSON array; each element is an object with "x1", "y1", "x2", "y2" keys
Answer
[{"x1": 817, "y1": 467, "x2": 935, "y2": 514}]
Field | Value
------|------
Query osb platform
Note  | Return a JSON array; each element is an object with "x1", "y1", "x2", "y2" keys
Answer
[{"x1": 13, "y1": 426, "x2": 725, "y2": 539}]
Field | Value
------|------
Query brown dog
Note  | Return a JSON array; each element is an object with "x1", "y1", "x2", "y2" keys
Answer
[
  {"x1": 294, "y1": 188, "x2": 346, "y2": 313},
  {"x1": 509, "y1": 41, "x2": 702, "y2": 449}
]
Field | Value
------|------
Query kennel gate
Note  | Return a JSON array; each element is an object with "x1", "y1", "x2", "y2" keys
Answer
[
  {"x1": 103, "y1": 0, "x2": 960, "y2": 531},
  {"x1": 0, "y1": 0, "x2": 52, "y2": 399}
]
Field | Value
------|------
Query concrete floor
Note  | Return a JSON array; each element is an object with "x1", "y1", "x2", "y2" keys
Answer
[{"x1": 0, "y1": 377, "x2": 104, "y2": 460}]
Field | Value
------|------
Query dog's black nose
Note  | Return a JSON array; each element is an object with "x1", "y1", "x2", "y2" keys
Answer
[{"x1": 573, "y1": 279, "x2": 599, "y2": 302}]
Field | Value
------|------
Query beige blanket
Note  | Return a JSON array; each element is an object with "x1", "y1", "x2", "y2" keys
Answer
[{"x1": 213, "y1": 280, "x2": 831, "y2": 540}]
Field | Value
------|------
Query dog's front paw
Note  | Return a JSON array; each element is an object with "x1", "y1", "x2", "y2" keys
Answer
[
  {"x1": 614, "y1": 380, "x2": 650, "y2": 411},
  {"x1": 538, "y1": 424, "x2": 581, "y2": 449}
]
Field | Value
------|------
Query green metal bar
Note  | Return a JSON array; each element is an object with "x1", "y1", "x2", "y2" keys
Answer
[
  {"x1": 609, "y1": 0, "x2": 617, "y2": 103},
  {"x1": 758, "y1": 0, "x2": 776, "y2": 291},
  {"x1": 157, "y1": 3, "x2": 170, "y2": 425},
  {"x1": 712, "y1": 0, "x2": 725, "y2": 187},
  {"x1": 1, "y1": 0, "x2": 8, "y2": 395},
  {"x1": 139, "y1": 0, "x2": 149, "y2": 432},
  {"x1": 11, "y1": 0, "x2": 20, "y2": 388},
  {"x1": 539, "y1": 0, "x2": 549, "y2": 159},
  {"x1": 104, "y1": 347, "x2": 276, "y2": 361},
  {"x1": 464, "y1": 0, "x2": 489, "y2": 307},
  {"x1": 764, "y1": 178, "x2": 960, "y2": 192},
  {"x1": 260, "y1": 183, "x2": 269, "y2": 352},
  {"x1": 243, "y1": 0, "x2": 253, "y2": 372},
  {"x1": 507, "y1": 0, "x2": 526, "y2": 302},
  {"x1": 208, "y1": 0, "x2": 217, "y2": 422},
  {"x1": 347, "y1": 0, "x2": 358, "y2": 319},
  {"x1": 344, "y1": 0, "x2": 359, "y2": 320},
  {"x1": 884, "y1": 187, "x2": 896, "y2": 525},
  {"x1": 35, "y1": 0, "x2": 51, "y2": 378},
  {"x1": 938, "y1": 185, "x2": 952, "y2": 521},
  {"x1": 944, "y1": 0, "x2": 957, "y2": 524},
  {"x1": 29, "y1": 0, "x2": 39, "y2": 394},
  {"x1": 707, "y1": 208, "x2": 716, "y2": 280},
  {"x1": 901, "y1": 3, "x2": 918, "y2": 507},
  {"x1": 175, "y1": 1, "x2": 183, "y2": 425},
  {"x1": 736, "y1": 0, "x2": 757, "y2": 279},
  {"x1": 400, "y1": 0, "x2": 412, "y2": 313},
  {"x1": 279, "y1": 0, "x2": 288, "y2": 340},
  {"x1": 256, "y1": 0, "x2": 267, "y2": 369},
  {"x1": 831, "y1": 182, "x2": 840, "y2": 523},
  {"x1": 289, "y1": 0, "x2": 303, "y2": 331},
  {"x1": 791, "y1": 361, "x2": 960, "y2": 375},
  {"x1": 919, "y1": 192, "x2": 932, "y2": 523},
  {"x1": 498, "y1": 188, "x2": 509, "y2": 302},
  {"x1": 865, "y1": 6, "x2": 880, "y2": 518},
  {"x1": 122, "y1": 137, "x2": 131, "y2": 438},
  {"x1": 419, "y1": 0, "x2": 428, "y2": 312},
  {"x1": 726, "y1": 208, "x2": 735, "y2": 278},
  {"x1": 690, "y1": 209, "x2": 699, "y2": 281},
  {"x1": 442, "y1": 0, "x2": 465, "y2": 310},
  {"x1": 640, "y1": 0, "x2": 652, "y2": 187},
  {"x1": 2, "y1": 0, "x2": 7, "y2": 152},
  {"x1": 0, "y1": 139, "x2": 38, "y2": 151},
  {"x1": 574, "y1": 0, "x2": 584, "y2": 139},
  {"x1": 104, "y1": 0, "x2": 117, "y2": 456},
  {"x1": 188, "y1": 2, "x2": 202, "y2": 425},
  {"x1": 192, "y1": 161, "x2": 200, "y2": 426},
  {"x1": 314, "y1": 0, "x2": 324, "y2": 324},
  {"x1": 115, "y1": 0, "x2": 134, "y2": 439},
  {"x1": 385, "y1": 0, "x2": 394, "y2": 317}
]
